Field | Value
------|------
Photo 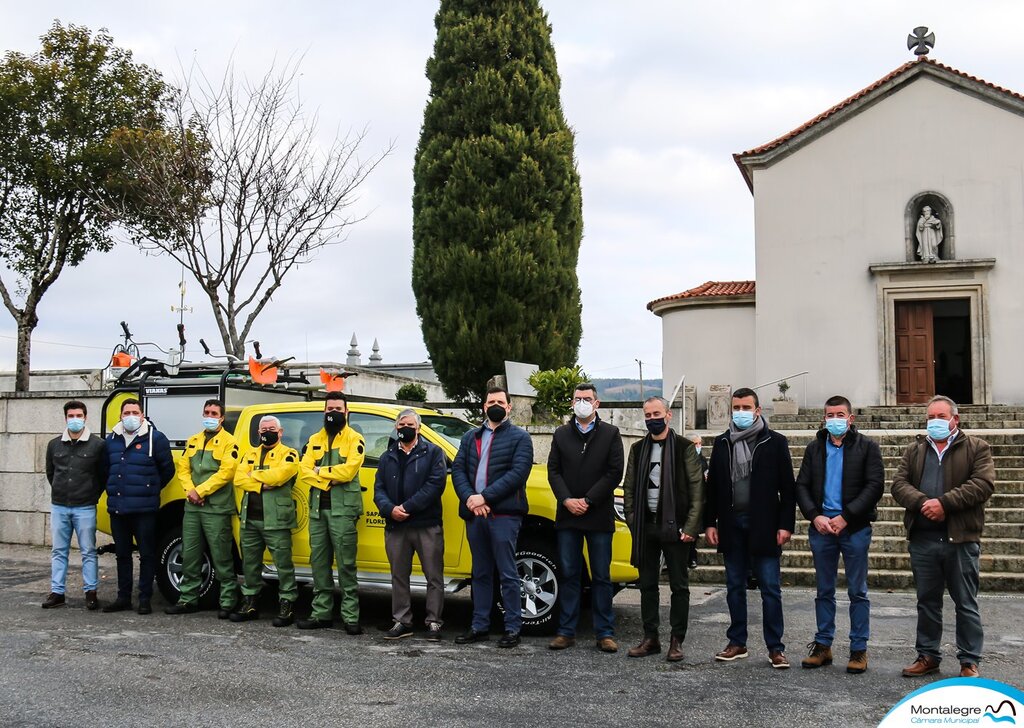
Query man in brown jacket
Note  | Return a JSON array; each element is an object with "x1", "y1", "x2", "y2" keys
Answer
[{"x1": 891, "y1": 395, "x2": 995, "y2": 679}]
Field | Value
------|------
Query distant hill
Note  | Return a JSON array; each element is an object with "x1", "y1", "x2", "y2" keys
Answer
[{"x1": 592, "y1": 378, "x2": 663, "y2": 401}]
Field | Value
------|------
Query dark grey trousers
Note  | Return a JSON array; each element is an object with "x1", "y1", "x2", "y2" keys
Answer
[
  {"x1": 909, "y1": 537, "x2": 983, "y2": 664},
  {"x1": 384, "y1": 524, "x2": 445, "y2": 627}
]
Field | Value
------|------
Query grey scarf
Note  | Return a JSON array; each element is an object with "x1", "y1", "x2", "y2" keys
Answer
[{"x1": 728, "y1": 416, "x2": 766, "y2": 483}]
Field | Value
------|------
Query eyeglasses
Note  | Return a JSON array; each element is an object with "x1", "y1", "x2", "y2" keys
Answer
[{"x1": 572, "y1": 397, "x2": 595, "y2": 404}]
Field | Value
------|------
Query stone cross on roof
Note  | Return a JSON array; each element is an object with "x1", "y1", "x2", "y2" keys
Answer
[{"x1": 907, "y1": 27, "x2": 935, "y2": 56}]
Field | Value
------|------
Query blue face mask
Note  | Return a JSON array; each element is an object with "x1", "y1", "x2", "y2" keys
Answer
[
  {"x1": 122, "y1": 415, "x2": 142, "y2": 433},
  {"x1": 927, "y1": 418, "x2": 952, "y2": 441},
  {"x1": 202, "y1": 417, "x2": 221, "y2": 432},
  {"x1": 66, "y1": 418, "x2": 85, "y2": 434},
  {"x1": 825, "y1": 417, "x2": 849, "y2": 438},
  {"x1": 732, "y1": 411, "x2": 755, "y2": 430}
]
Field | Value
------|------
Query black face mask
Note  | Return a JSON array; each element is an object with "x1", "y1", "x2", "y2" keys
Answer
[
  {"x1": 324, "y1": 411, "x2": 346, "y2": 434},
  {"x1": 486, "y1": 404, "x2": 507, "y2": 423},
  {"x1": 259, "y1": 431, "x2": 280, "y2": 447},
  {"x1": 645, "y1": 418, "x2": 667, "y2": 436},
  {"x1": 396, "y1": 426, "x2": 416, "y2": 443}
]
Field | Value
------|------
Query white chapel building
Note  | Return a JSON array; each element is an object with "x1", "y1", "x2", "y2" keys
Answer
[{"x1": 650, "y1": 56, "x2": 1024, "y2": 416}]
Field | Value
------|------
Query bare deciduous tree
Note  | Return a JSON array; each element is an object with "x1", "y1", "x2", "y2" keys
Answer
[{"x1": 114, "y1": 61, "x2": 391, "y2": 358}]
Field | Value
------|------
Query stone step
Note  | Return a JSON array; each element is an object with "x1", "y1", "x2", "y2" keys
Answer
[
  {"x1": 686, "y1": 565, "x2": 1024, "y2": 591},
  {"x1": 787, "y1": 534, "x2": 1021, "y2": 555},
  {"x1": 691, "y1": 549, "x2": 1023, "y2": 573},
  {"x1": 875, "y1": 505, "x2": 1023, "y2": 523},
  {"x1": 871, "y1": 491, "x2": 1024, "y2": 507},
  {"x1": 789, "y1": 520, "x2": 1024, "y2": 539}
]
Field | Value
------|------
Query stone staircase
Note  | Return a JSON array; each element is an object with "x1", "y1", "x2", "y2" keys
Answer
[{"x1": 691, "y1": 406, "x2": 1024, "y2": 591}]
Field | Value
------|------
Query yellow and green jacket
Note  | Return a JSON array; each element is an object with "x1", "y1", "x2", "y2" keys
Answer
[
  {"x1": 300, "y1": 426, "x2": 366, "y2": 519},
  {"x1": 177, "y1": 429, "x2": 239, "y2": 515},
  {"x1": 235, "y1": 442, "x2": 299, "y2": 529}
]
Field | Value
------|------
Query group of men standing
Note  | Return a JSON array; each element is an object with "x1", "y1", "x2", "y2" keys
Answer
[{"x1": 43, "y1": 385, "x2": 995, "y2": 676}]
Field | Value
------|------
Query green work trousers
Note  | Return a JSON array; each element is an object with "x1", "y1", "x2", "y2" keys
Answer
[
  {"x1": 637, "y1": 518, "x2": 691, "y2": 640},
  {"x1": 240, "y1": 517, "x2": 297, "y2": 602},
  {"x1": 179, "y1": 509, "x2": 239, "y2": 609},
  {"x1": 308, "y1": 498, "x2": 360, "y2": 623}
]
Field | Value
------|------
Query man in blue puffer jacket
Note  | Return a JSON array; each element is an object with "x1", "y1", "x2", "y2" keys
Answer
[
  {"x1": 103, "y1": 398, "x2": 175, "y2": 615},
  {"x1": 452, "y1": 386, "x2": 533, "y2": 648}
]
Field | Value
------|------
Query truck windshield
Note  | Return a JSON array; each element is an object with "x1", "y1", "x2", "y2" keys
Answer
[{"x1": 420, "y1": 414, "x2": 475, "y2": 448}]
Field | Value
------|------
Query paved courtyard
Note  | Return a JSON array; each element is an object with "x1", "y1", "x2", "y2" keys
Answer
[{"x1": 1, "y1": 543, "x2": 1022, "y2": 727}]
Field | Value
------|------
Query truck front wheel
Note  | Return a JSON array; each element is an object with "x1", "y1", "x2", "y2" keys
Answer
[{"x1": 156, "y1": 526, "x2": 216, "y2": 607}]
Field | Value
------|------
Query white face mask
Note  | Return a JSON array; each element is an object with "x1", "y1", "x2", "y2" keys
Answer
[
  {"x1": 694, "y1": 445, "x2": 702, "y2": 455},
  {"x1": 573, "y1": 400, "x2": 595, "y2": 420}
]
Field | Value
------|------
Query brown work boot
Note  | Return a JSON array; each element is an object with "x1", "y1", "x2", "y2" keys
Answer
[
  {"x1": 959, "y1": 662, "x2": 980, "y2": 678},
  {"x1": 84, "y1": 591, "x2": 99, "y2": 611},
  {"x1": 847, "y1": 650, "x2": 868, "y2": 674},
  {"x1": 902, "y1": 655, "x2": 940, "y2": 677},
  {"x1": 666, "y1": 635, "x2": 684, "y2": 662},
  {"x1": 769, "y1": 650, "x2": 790, "y2": 669},
  {"x1": 627, "y1": 636, "x2": 661, "y2": 658},
  {"x1": 548, "y1": 635, "x2": 575, "y2": 650},
  {"x1": 41, "y1": 592, "x2": 65, "y2": 609},
  {"x1": 596, "y1": 637, "x2": 618, "y2": 653},
  {"x1": 714, "y1": 644, "x2": 749, "y2": 661},
  {"x1": 801, "y1": 641, "x2": 833, "y2": 668}
]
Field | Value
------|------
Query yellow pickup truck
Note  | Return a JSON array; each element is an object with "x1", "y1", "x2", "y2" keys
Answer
[{"x1": 95, "y1": 366, "x2": 637, "y2": 634}]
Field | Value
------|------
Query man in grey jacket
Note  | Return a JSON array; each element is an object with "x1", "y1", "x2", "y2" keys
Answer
[{"x1": 43, "y1": 400, "x2": 109, "y2": 610}]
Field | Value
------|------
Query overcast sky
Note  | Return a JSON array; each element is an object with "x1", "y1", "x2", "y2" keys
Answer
[{"x1": 2, "y1": 1, "x2": 1021, "y2": 383}]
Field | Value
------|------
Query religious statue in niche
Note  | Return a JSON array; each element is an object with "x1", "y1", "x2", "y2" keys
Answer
[{"x1": 915, "y1": 205, "x2": 943, "y2": 263}]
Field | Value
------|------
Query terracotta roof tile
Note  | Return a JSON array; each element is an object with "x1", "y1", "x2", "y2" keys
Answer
[
  {"x1": 733, "y1": 57, "x2": 1024, "y2": 189},
  {"x1": 647, "y1": 280, "x2": 755, "y2": 310}
]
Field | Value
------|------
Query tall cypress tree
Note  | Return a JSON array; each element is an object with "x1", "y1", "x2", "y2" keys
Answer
[{"x1": 412, "y1": 0, "x2": 583, "y2": 402}]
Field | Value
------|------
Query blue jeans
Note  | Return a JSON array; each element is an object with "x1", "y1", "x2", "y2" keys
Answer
[
  {"x1": 109, "y1": 512, "x2": 158, "y2": 602},
  {"x1": 50, "y1": 504, "x2": 98, "y2": 593},
  {"x1": 556, "y1": 528, "x2": 614, "y2": 639},
  {"x1": 723, "y1": 513, "x2": 785, "y2": 652},
  {"x1": 467, "y1": 515, "x2": 522, "y2": 633},
  {"x1": 808, "y1": 525, "x2": 872, "y2": 651}
]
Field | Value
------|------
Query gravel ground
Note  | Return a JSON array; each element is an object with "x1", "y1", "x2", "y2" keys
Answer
[{"x1": 2, "y1": 543, "x2": 1022, "y2": 727}]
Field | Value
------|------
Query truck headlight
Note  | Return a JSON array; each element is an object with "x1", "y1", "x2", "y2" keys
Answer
[{"x1": 614, "y1": 494, "x2": 625, "y2": 522}]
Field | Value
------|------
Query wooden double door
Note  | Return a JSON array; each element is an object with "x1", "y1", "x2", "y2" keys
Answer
[{"x1": 895, "y1": 300, "x2": 972, "y2": 405}]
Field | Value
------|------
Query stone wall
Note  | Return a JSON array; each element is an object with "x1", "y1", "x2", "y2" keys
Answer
[{"x1": 0, "y1": 391, "x2": 107, "y2": 545}]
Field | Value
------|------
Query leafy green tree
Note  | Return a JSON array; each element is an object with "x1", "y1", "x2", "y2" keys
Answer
[
  {"x1": 0, "y1": 22, "x2": 168, "y2": 390},
  {"x1": 412, "y1": 0, "x2": 583, "y2": 402},
  {"x1": 395, "y1": 382, "x2": 428, "y2": 402},
  {"x1": 529, "y1": 365, "x2": 588, "y2": 420}
]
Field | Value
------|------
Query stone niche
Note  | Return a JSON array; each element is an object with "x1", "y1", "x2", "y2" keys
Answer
[
  {"x1": 706, "y1": 385, "x2": 732, "y2": 428},
  {"x1": 683, "y1": 385, "x2": 696, "y2": 431},
  {"x1": 905, "y1": 191, "x2": 954, "y2": 263}
]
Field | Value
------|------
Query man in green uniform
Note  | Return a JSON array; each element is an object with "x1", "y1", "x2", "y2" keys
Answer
[
  {"x1": 165, "y1": 399, "x2": 240, "y2": 619},
  {"x1": 230, "y1": 415, "x2": 299, "y2": 627},
  {"x1": 296, "y1": 393, "x2": 366, "y2": 633}
]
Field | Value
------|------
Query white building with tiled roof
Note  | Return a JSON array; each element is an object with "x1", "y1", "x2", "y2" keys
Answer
[{"x1": 651, "y1": 56, "x2": 1024, "y2": 416}]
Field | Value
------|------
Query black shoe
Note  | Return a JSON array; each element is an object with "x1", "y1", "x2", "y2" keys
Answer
[
  {"x1": 85, "y1": 591, "x2": 99, "y2": 611},
  {"x1": 102, "y1": 598, "x2": 131, "y2": 613},
  {"x1": 383, "y1": 622, "x2": 414, "y2": 640},
  {"x1": 164, "y1": 602, "x2": 199, "y2": 615},
  {"x1": 217, "y1": 605, "x2": 235, "y2": 620},
  {"x1": 41, "y1": 592, "x2": 66, "y2": 609},
  {"x1": 136, "y1": 600, "x2": 152, "y2": 615},
  {"x1": 497, "y1": 631, "x2": 521, "y2": 648},
  {"x1": 272, "y1": 600, "x2": 294, "y2": 628},
  {"x1": 425, "y1": 622, "x2": 443, "y2": 642},
  {"x1": 343, "y1": 622, "x2": 364, "y2": 636},
  {"x1": 455, "y1": 629, "x2": 490, "y2": 644},
  {"x1": 297, "y1": 618, "x2": 333, "y2": 630},
  {"x1": 229, "y1": 596, "x2": 259, "y2": 622}
]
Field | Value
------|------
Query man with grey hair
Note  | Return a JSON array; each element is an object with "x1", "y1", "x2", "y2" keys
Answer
[
  {"x1": 892, "y1": 395, "x2": 994, "y2": 678},
  {"x1": 230, "y1": 415, "x2": 300, "y2": 624},
  {"x1": 373, "y1": 408, "x2": 447, "y2": 640},
  {"x1": 623, "y1": 396, "x2": 704, "y2": 661}
]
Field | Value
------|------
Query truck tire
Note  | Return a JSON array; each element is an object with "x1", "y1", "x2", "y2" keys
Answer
[
  {"x1": 156, "y1": 526, "x2": 216, "y2": 607},
  {"x1": 494, "y1": 537, "x2": 560, "y2": 636}
]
